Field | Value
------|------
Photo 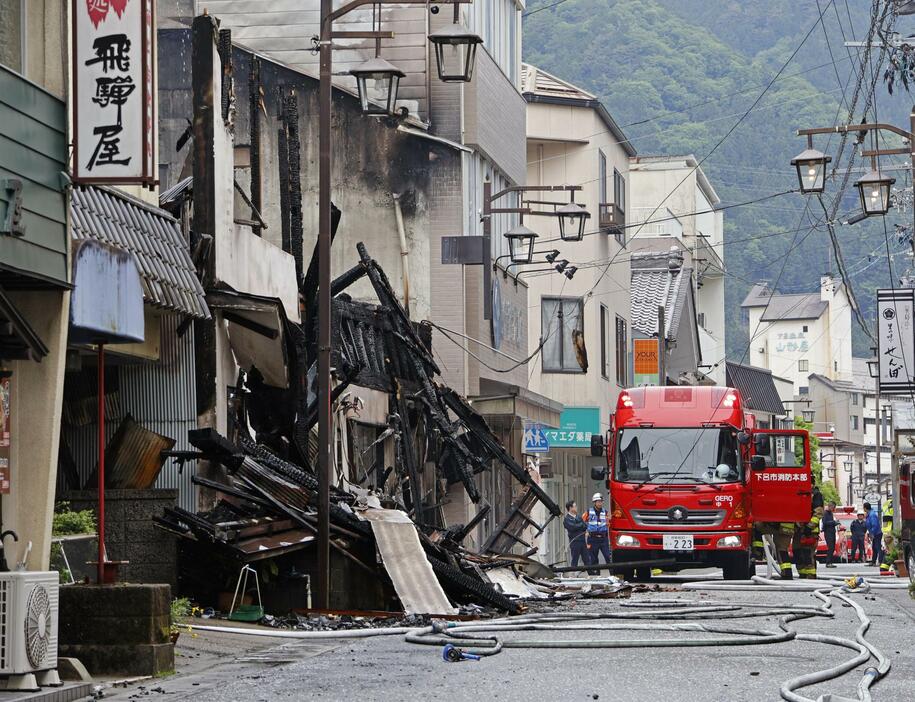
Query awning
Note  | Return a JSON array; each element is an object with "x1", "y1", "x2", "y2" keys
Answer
[
  {"x1": 470, "y1": 378, "x2": 563, "y2": 428},
  {"x1": 207, "y1": 290, "x2": 289, "y2": 389},
  {"x1": 71, "y1": 185, "x2": 209, "y2": 320},
  {"x1": 0, "y1": 285, "x2": 49, "y2": 361}
]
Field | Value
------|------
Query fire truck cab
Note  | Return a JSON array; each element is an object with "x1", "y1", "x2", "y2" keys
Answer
[{"x1": 590, "y1": 386, "x2": 813, "y2": 580}]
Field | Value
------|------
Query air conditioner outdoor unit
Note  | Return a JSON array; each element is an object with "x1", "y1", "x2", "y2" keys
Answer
[{"x1": 0, "y1": 572, "x2": 60, "y2": 691}]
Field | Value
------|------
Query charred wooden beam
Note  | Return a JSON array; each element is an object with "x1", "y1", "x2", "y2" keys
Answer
[
  {"x1": 248, "y1": 56, "x2": 262, "y2": 236},
  {"x1": 284, "y1": 90, "x2": 304, "y2": 284}
]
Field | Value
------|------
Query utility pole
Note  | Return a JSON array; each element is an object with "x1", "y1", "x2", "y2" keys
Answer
[
  {"x1": 657, "y1": 306, "x2": 666, "y2": 386},
  {"x1": 316, "y1": 0, "x2": 333, "y2": 611}
]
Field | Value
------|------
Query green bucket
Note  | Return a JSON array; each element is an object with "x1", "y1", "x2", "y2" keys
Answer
[{"x1": 228, "y1": 604, "x2": 265, "y2": 622}]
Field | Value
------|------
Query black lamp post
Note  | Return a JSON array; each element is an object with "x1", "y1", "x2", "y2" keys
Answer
[
  {"x1": 557, "y1": 202, "x2": 590, "y2": 242},
  {"x1": 350, "y1": 56, "x2": 406, "y2": 116},
  {"x1": 505, "y1": 224, "x2": 538, "y2": 264},
  {"x1": 790, "y1": 140, "x2": 831, "y2": 193},
  {"x1": 428, "y1": 10, "x2": 483, "y2": 83}
]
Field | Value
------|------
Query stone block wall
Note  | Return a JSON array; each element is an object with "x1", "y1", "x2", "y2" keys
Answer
[{"x1": 62, "y1": 489, "x2": 178, "y2": 586}]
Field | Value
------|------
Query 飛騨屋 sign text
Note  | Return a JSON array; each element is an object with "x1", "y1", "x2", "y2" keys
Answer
[{"x1": 72, "y1": 0, "x2": 155, "y2": 186}]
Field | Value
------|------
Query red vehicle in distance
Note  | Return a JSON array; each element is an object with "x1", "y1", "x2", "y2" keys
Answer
[
  {"x1": 816, "y1": 506, "x2": 873, "y2": 563},
  {"x1": 591, "y1": 386, "x2": 813, "y2": 580}
]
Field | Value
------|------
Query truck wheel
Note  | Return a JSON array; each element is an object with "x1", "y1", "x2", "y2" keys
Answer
[
  {"x1": 907, "y1": 547, "x2": 915, "y2": 586},
  {"x1": 722, "y1": 551, "x2": 754, "y2": 580}
]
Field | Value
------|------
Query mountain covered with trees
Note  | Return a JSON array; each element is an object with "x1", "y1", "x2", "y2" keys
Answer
[{"x1": 524, "y1": 0, "x2": 915, "y2": 360}]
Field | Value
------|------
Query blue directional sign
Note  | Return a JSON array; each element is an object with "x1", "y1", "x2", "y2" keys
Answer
[{"x1": 522, "y1": 423, "x2": 550, "y2": 454}]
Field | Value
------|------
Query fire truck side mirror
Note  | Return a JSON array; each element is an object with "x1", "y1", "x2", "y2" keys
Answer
[
  {"x1": 590, "y1": 434, "x2": 605, "y2": 457},
  {"x1": 753, "y1": 434, "x2": 771, "y2": 455},
  {"x1": 750, "y1": 455, "x2": 766, "y2": 471},
  {"x1": 591, "y1": 465, "x2": 606, "y2": 481}
]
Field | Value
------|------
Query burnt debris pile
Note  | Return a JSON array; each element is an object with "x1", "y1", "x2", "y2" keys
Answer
[{"x1": 155, "y1": 244, "x2": 569, "y2": 616}]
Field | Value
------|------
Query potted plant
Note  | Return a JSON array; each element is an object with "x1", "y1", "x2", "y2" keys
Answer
[{"x1": 170, "y1": 597, "x2": 194, "y2": 644}]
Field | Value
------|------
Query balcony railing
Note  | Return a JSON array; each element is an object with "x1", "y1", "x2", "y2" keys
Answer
[{"x1": 599, "y1": 202, "x2": 625, "y2": 242}]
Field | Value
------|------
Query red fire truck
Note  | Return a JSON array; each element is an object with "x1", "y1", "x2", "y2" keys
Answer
[{"x1": 590, "y1": 386, "x2": 813, "y2": 580}]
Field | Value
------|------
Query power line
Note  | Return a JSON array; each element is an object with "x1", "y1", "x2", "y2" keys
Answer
[{"x1": 522, "y1": 0, "x2": 574, "y2": 18}]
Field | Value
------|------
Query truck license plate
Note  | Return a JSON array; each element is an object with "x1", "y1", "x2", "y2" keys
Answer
[{"x1": 662, "y1": 534, "x2": 694, "y2": 551}]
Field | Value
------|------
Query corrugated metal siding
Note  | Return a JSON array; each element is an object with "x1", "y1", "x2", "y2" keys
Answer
[
  {"x1": 199, "y1": 0, "x2": 430, "y2": 118},
  {"x1": 61, "y1": 313, "x2": 199, "y2": 512}
]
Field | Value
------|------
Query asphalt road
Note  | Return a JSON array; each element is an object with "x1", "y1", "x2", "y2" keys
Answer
[{"x1": 99, "y1": 564, "x2": 915, "y2": 702}]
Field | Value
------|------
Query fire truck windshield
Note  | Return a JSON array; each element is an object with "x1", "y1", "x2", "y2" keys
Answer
[{"x1": 615, "y1": 427, "x2": 741, "y2": 484}]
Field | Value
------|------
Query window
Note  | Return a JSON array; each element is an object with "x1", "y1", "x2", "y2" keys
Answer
[
  {"x1": 802, "y1": 325, "x2": 808, "y2": 332},
  {"x1": 542, "y1": 297, "x2": 584, "y2": 373},
  {"x1": 615, "y1": 316, "x2": 628, "y2": 385},
  {"x1": 834, "y1": 360, "x2": 838, "y2": 372},
  {"x1": 851, "y1": 415, "x2": 859, "y2": 431},
  {"x1": 799, "y1": 386, "x2": 809, "y2": 396},
  {"x1": 697, "y1": 312, "x2": 706, "y2": 330},
  {"x1": 600, "y1": 305, "x2": 609, "y2": 379},
  {"x1": 0, "y1": 0, "x2": 25, "y2": 73},
  {"x1": 613, "y1": 168, "x2": 626, "y2": 215},
  {"x1": 599, "y1": 151, "x2": 608, "y2": 204},
  {"x1": 798, "y1": 359, "x2": 809, "y2": 372},
  {"x1": 851, "y1": 393, "x2": 859, "y2": 406}
]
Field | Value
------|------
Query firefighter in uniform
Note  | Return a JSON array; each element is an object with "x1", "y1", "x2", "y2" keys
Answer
[
  {"x1": 792, "y1": 485, "x2": 823, "y2": 579},
  {"x1": 753, "y1": 522, "x2": 796, "y2": 579}
]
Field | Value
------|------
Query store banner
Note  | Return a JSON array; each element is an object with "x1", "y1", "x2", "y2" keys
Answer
[
  {"x1": 877, "y1": 288, "x2": 915, "y2": 396},
  {"x1": 543, "y1": 407, "x2": 601, "y2": 448},
  {"x1": 633, "y1": 338, "x2": 659, "y2": 386},
  {"x1": 72, "y1": 0, "x2": 156, "y2": 185}
]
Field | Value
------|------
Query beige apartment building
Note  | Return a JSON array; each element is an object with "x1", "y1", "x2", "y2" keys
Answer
[
  {"x1": 520, "y1": 64, "x2": 636, "y2": 564},
  {"x1": 628, "y1": 155, "x2": 727, "y2": 382}
]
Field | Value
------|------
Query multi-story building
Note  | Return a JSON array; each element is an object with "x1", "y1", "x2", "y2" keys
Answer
[
  {"x1": 520, "y1": 64, "x2": 636, "y2": 564},
  {"x1": 628, "y1": 155, "x2": 726, "y2": 382},
  {"x1": 809, "y1": 358, "x2": 893, "y2": 506},
  {"x1": 741, "y1": 275, "x2": 852, "y2": 396}
]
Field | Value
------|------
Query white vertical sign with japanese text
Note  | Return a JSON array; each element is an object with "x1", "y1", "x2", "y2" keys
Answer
[
  {"x1": 72, "y1": 0, "x2": 155, "y2": 185},
  {"x1": 877, "y1": 288, "x2": 915, "y2": 395}
]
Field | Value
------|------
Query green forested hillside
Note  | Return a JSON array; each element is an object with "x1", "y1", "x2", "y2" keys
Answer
[{"x1": 523, "y1": 0, "x2": 915, "y2": 360}]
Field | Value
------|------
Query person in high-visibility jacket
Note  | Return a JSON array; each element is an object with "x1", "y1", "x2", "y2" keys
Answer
[
  {"x1": 879, "y1": 515, "x2": 895, "y2": 574},
  {"x1": 792, "y1": 485, "x2": 823, "y2": 579}
]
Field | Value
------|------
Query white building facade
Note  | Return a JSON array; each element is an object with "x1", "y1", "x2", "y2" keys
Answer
[{"x1": 628, "y1": 156, "x2": 726, "y2": 382}]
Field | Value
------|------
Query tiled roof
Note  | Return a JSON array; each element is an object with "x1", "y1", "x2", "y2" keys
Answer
[
  {"x1": 759, "y1": 293, "x2": 827, "y2": 322},
  {"x1": 630, "y1": 252, "x2": 692, "y2": 340},
  {"x1": 521, "y1": 63, "x2": 595, "y2": 100},
  {"x1": 726, "y1": 361, "x2": 785, "y2": 416},
  {"x1": 71, "y1": 185, "x2": 209, "y2": 319},
  {"x1": 741, "y1": 281, "x2": 828, "y2": 321}
]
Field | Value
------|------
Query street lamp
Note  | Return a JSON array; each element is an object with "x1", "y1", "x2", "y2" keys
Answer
[
  {"x1": 790, "y1": 144, "x2": 831, "y2": 193},
  {"x1": 867, "y1": 357, "x2": 879, "y2": 378},
  {"x1": 855, "y1": 168, "x2": 895, "y2": 216},
  {"x1": 428, "y1": 15, "x2": 483, "y2": 83},
  {"x1": 505, "y1": 224, "x2": 538, "y2": 264},
  {"x1": 802, "y1": 409, "x2": 815, "y2": 423},
  {"x1": 557, "y1": 202, "x2": 590, "y2": 242},
  {"x1": 350, "y1": 56, "x2": 406, "y2": 116}
]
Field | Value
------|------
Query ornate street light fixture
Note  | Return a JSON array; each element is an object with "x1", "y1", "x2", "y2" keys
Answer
[
  {"x1": 557, "y1": 202, "x2": 590, "y2": 242},
  {"x1": 429, "y1": 20, "x2": 483, "y2": 83},
  {"x1": 802, "y1": 409, "x2": 815, "y2": 423},
  {"x1": 790, "y1": 146, "x2": 831, "y2": 193},
  {"x1": 855, "y1": 169, "x2": 895, "y2": 216},
  {"x1": 504, "y1": 224, "x2": 538, "y2": 264},
  {"x1": 350, "y1": 56, "x2": 405, "y2": 116}
]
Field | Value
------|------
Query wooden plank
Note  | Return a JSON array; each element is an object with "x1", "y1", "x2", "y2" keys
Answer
[
  {"x1": 0, "y1": 67, "x2": 65, "y2": 133},
  {"x1": 0, "y1": 102, "x2": 68, "y2": 162}
]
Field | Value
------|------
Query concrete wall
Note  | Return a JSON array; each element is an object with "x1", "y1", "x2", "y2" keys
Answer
[
  {"x1": 4, "y1": 290, "x2": 70, "y2": 570},
  {"x1": 464, "y1": 49, "x2": 526, "y2": 185},
  {"x1": 525, "y1": 100, "x2": 631, "y2": 436}
]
